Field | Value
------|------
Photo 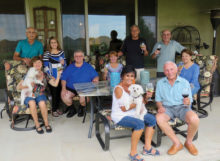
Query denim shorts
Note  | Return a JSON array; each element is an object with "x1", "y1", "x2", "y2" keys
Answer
[
  {"x1": 24, "y1": 95, "x2": 47, "y2": 107},
  {"x1": 164, "y1": 105, "x2": 192, "y2": 122},
  {"x1": 117, "y1": 113, "x2": 156, "y2": 131}
]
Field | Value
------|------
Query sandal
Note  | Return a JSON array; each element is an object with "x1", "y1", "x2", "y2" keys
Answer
[
  {"x1": 128, "y1": 154, "x2": 144, "y2": 161},
  {"x1": 45, "y1": 125, "x2": 52, "y2": 133},
  {"x1": 56, "y1": 109, "x2": 63, "y2": 115},
  {"x1": 36, "y1": 127, "x2": 44, "y2": 134},
  {"x1": 52, "y1": 111, "x2": 59, "y2": 117},
  {"x1": 142, "y1": 147, "x2": 160, "y2": 156}
]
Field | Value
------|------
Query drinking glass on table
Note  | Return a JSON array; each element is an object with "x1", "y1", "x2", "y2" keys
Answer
[
  {"x1": 146, "y1": 83, "x2": 154, "y2": 102},
  {"x1": 140, "y1": 42, "x2": 145, "y2": 54},
  {"x1": 182, "y1": 88, "x2": 190, "y2": 107}
]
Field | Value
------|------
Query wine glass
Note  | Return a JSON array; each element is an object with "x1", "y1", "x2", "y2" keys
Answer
[
  {"x1": 182, "y1": 88, "x2": 190, "y2": 107},
  {"x1": 140, "y1": 42, "x2": 145, "y2": 54},
  {"x1": 157, "y1": 44, "x2": 161, "y2": 51},
  {"x1": 146, "y1": 83, "x2": 154, "y2": 102}
]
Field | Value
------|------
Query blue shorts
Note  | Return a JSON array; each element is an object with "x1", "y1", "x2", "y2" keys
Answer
[
  {"x1": 24, "y1": 95, "x2": 47, "y2": 107},
  {"x1": 164, "y1": 105, "x2": 192, "y2": 122},
  {"x1": 117, "y1": 113, "x2": 156, "y2": 131}
]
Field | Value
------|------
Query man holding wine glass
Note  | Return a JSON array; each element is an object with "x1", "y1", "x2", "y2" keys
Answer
[
  {"x1": 155, "y1": 61, "x2": 200, "y2": 156},
  {"x1": 118, "y1": 25, "x2": 149, "y2": 83},
  {"x1": 151, "y1": 29, "x2": 185, "y2": 77}
]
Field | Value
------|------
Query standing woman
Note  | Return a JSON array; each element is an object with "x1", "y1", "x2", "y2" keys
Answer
[
  {"x1": 111, "y1": 65, "x2": 160, "y2": 161},
  {"x1": 43, "y1": 37, "x2": 67, "y2": 117}
]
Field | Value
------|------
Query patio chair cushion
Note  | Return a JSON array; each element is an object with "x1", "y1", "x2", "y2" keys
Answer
[
  {"x1": 192, "y1": 55, "x2": 218, "y2": 96},
  {"x1": 99, "y1": 109, "x2": 131, "y2": 130},
  {"x1": 4, "y1": 60, "x2": 51, "y2": 115}
]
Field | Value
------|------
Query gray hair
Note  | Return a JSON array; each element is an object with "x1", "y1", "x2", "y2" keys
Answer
[
  {"x1": 163, "y1": 61, "x2": 177, "y2": 69},
  {"x1": 74, "y1": 49, "x2": 85, "y2": 56},
  {"x1": 26, "y1": 27, "x2": 37, "y2": 33},
  {"x1": 161, "y1": 29, "x2": 171, "y2": 36}
]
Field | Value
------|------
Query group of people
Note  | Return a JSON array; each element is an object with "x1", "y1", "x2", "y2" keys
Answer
[{"x1": 13, "y1": 25, "x2": 200, "y2": 159}]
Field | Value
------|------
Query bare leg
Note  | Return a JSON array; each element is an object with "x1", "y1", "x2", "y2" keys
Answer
[
  {"x1": 38, "y1": 101, "x2": 49, "y2": 126},
  {"x1": 130, "y1": 129, "x2": 144, "y2": 159},
  {"x1": 185, "y1": 111, "x2": 199, "y2": 144},
  {"x1": 29, "y1": 100, "x2": 40, "y2": 128},
  {"x1": 156, "y1": 113, "x2": 181, "y2": 145},
  {"x1": 79, "y1": 96, "x2": 86, "y2": 106}
]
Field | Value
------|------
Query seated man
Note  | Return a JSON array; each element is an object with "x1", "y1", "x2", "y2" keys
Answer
[
  {"x1": 13, "y1": 27, "x2": 43, "y2": 66},
  {"x1": 61, "y1": 50, "x2": 99, "y2": 118},
  {"x1": 156, "y1": 61, "x2": 199, "y2": 156}
]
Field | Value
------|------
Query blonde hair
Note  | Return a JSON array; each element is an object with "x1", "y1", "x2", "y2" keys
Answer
[{"x1": 109, "y1": 51, "x2": 118, "y2": 57}]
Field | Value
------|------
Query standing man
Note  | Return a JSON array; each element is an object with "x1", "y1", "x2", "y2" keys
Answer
[
  {"x1": 151, "y1": 29, "x2": 185, "y2": 77},
  {"x1": 61, "y1": 50, "x2": 99, "y2": 118},
  {"x1": 109, "y1": 30, "x2": 123, "y2": 52},
  {"x1": 156, "y1": 61, "x2": 199, "y2": 156},
  {"x1": 13, "y1": 27, "x2": 43, "y2": 66},
  {"x1": 118, "y1": 25, "x2": 148, "y2": 83}
]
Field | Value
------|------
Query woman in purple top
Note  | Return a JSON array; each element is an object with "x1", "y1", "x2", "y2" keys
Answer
[{"x1": 177, "y1": 49, "x2": 200, "y2": 96}]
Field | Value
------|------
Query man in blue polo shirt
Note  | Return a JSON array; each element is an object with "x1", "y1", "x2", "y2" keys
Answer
[
  {"x1": 13, "y1": 27, "x2": 43, "y2": 66},
  {"x1": 156, "y1": 61, "x2": 199, "y2": 156},
  {"x1": 61, "y1": 50, "x2": 99, "y2": 118},
  {"x1": 151, "y1": 30, "x2": 185, "y2": 77}
]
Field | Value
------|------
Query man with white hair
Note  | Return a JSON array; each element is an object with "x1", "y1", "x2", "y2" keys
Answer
[
  {"x1": 155, "y1": 61, "x2": 199, "y2": 156},
  {"x1": 61, "y1": 50, "x2": 99, "y2": 118},
  {"x1": 151, "y1": 29, "x2": 185, "y2": 77},
  {"x1": 13, "y1": 27, "x2": 43, "y2": 66}
]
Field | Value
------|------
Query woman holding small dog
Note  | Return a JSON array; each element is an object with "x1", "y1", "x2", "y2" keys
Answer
[
  {"x1": 17, "y1": 56, "x2": 62, "y2": 134},
  {"x1": 111, "y1": 65, "x2": 160, "y2": 161}
]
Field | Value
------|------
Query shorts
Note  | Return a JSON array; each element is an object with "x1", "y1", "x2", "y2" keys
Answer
[
  {"x1": 117, "y1": 113, "x2": 156, "y2": 131},
  {"x1": 164, "y1": 104, "x2": 191, "y2": 122},
  {"x1": 24, "y1": 95, "x2": 47, "y2": 107},
  {"x1": 66, "y1": 87, "x2": 78, "y2": 96}
]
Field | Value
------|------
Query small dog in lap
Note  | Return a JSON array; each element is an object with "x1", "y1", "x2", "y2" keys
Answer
[
  {"x1": 125, "y1": 84, "x2": 147, "y2": 120},
  {"x1": 20, "y1": 67, "x2": 44, "y2": 105}
]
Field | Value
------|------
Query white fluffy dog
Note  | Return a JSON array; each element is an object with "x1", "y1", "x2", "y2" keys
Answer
[
  {"x1": 20, "y1": 67, "x2": 44, "y2": 105},
  {"x1": 125, "y1": 84, "x2": 147, "y2": 120}
]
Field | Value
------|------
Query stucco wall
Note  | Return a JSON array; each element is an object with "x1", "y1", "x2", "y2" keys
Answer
[
  {"x1": 25, "y1": 0, "x2": 62, "y2": 45},
  {"x1": 157, "y1": 0, "x2": 220, "y2": 58}
]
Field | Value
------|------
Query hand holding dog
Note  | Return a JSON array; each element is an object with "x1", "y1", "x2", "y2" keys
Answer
[{"x1": 120, "y1": 103, "x2": 136, "y2": 112}]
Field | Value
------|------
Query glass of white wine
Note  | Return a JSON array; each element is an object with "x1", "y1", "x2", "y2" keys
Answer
[
  {"x1": 140, "y1": 42, "x2": 145, "y2": 54},
  {"x1": 146, "y1": 82, "x2": 154, "y2": 102}
]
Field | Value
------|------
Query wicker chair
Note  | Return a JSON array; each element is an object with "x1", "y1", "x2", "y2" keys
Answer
[{"x1": 1, "y1": 60, "x2": 51, "y2": 131}]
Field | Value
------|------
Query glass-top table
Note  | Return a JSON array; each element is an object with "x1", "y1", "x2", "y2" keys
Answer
[
  {"x1": 73, "y1": 78, "x2": 160, "y2": 138},
  {"x1": 73, "y1": 81, "x2": 111, "y2": 97},
  {"x1": 73, "y1": 81, "x2": 111, "y2": 138}
]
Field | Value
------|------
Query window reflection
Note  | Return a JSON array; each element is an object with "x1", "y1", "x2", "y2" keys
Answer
[
  {"x1": 62, "y1": 14, "x2": 86, "y2": 63},
  {"x1": 0, "y1": 14, "x2": 26, "y2": 88},
  {"x1": 88, "y1": 15, "x2": 126, "y2": 56}
]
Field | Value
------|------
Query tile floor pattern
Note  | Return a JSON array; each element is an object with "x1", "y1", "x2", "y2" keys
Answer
[{"x1": 0, "y1": 97, "x2": 220, "y2": 161}]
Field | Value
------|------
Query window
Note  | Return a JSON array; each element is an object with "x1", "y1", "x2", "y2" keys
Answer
[{"x1": 0, "y1": 0, "x2": 26, "y2": 89}]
